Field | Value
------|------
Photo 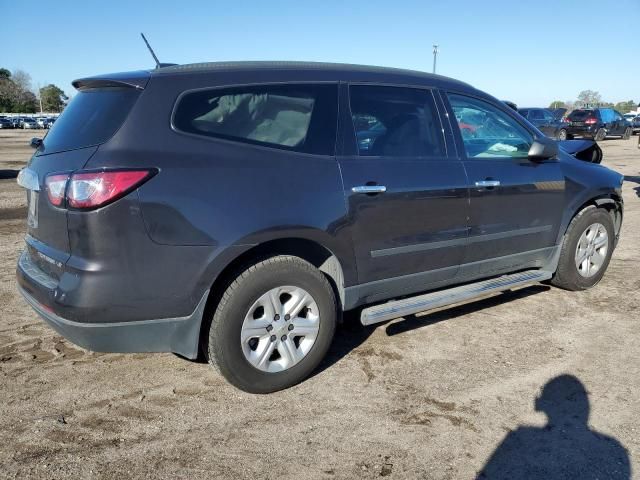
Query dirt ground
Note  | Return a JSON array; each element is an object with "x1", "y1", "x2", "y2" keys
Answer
[{"x1": 0, "y1": 129, "x2": 639, "y2": 479}]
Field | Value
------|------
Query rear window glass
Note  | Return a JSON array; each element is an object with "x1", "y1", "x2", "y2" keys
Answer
[
  {"x1": 349, "y1": 85, "x2": 445, "y2": 157},
  {"x1": 173, "y1": 84, "x2": 338, "y2": 155},
  {"x1": 41, "y1": 87, "x2": 139, "y2": 154},
  {"x1": 568, "y1": 110, "x2": 593, "y2": 120}
]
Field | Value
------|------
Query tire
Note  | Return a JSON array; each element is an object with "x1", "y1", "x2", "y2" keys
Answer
[
  {"x1": 594, "y1": 128, "x2": 606, "y2": 142},
  {"x1": 551, "y1": 206, "x2": 615, "y2": 291},
  {"x1": 557, "y1": 129, "x2": 567, "y2": 141},
  {"x1": 622, "y1": 127, "x2": 632, "y2": 140},
  {"x1": 206, "y1": 255, "x2": 337, "y2": 393}
]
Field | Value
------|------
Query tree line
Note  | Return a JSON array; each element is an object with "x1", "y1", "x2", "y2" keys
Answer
[
  {"x1": 0, "y1": 67, "x2": 68, "y2": 113},
  {"x1": 549, "y1": 90, "x2": 638, "y2": 113}
]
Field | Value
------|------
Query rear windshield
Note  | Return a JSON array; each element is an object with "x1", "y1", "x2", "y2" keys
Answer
[
  {"x1": 568, "y1": 110, "x2": 593, "y2": 120},
  {"x1": 40, "y1": 87, "x2": 140, "y2": 154}
]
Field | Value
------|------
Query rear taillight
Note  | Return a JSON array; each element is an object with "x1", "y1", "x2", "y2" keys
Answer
[
  {"x1": 585, "y1": 117, "x2": 597, "y2": 125},
  {"x1": 45, "y1": 169, "x2": 154, "y2": 209},
  {"x1": 45, "y1": 174, "x2": 68, "y2": 206},
  {"x1": 68, "y1": 170, "x2": 153, "y2": 209}
]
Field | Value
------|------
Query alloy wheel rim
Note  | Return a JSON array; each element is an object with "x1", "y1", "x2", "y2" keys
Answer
[
  {"x1": 574, "y1": 223, "x2": 608, "y2": 278},
  {"x1": 240, "y1": 286, "x2": 320, "y2": 372}
]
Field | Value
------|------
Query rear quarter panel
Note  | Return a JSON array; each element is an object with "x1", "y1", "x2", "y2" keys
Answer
[{"x1": 83, "y1": 72, "x2": 356, "y2": 291}]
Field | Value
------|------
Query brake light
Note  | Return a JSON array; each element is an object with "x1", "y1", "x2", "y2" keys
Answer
[
  {"x1": 585, "y1": 117, "x2": 597, "y2": 125},
  {"x1": 45, "y1": 174, "x2": 68, "y2": 206},
  {"x1": 67, "y1": 170, "x2": 153, "y2": 209}
]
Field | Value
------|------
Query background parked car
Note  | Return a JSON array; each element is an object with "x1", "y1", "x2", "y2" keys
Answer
[
  {"x1": 46, "y1": 117, "x2": 57, "y2": 129},
  {"x1": 565, "y1": 108, "x2": 632, "y2": 141},
  {"x1": 20, "y1": 118, "x2": 38, "y2": 129},
  {"x1": 0, "y1": 117, "x2": 13, "y2": 129},
  {"x1": 10, "y1": 117, "x2": 22, "y2": 129},
  {"x1": 35, "y1": 118, "x2": 48, "y2": 129},
  {"x1": 519, "y1": 107, "x2": 567, "y2": 140},
  {"x1": 623, "y1": 113, "x2": 640, "y2": 134}
]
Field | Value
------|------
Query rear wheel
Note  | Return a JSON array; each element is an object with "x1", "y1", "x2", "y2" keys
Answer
[
  {"x1": 551, "y1": 206, "x2": 614, "y2": 291},
  {"x1": 622, "y1": 127, "x2": 632, "y2": 140},
  {"x1": 206, "y1": 255, "x2": 337, "y2": 393},
  {"x1": 557, "y1": 129, "x2": 567, "y2": 141},
  {"x1": 595, "y1": 128, "x2": 606, "y2": 142}
]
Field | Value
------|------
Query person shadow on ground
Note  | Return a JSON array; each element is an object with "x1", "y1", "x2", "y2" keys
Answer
[{"x1": 476, "y1": 375, "x2": 630, "y2": 479}]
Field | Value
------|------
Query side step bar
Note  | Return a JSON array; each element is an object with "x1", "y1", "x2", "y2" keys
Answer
[{"x1": 360, "y1": 270, "x2": 552, "y2": 326}]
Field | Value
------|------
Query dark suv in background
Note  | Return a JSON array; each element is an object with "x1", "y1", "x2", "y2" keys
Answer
[
  {"x1": 518, "y1": 107, "x2": 567, "y2": 140},
  {"x1": 566, "y1": 108, "x2": 632, "y2": 141},
  {"x1": 17, "y1": 62, "x2": 624, "y2": 393}
]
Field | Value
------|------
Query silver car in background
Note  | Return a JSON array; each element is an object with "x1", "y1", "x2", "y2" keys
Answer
[{"x1": 21, "y1": 118, "x2": 38, "y2": 129}]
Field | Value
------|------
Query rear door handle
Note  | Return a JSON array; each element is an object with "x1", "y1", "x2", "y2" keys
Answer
[
  {"x1": 352, "y1": 185, "x2": 387, "y2": 194},
  {"x1": 475, "y1": 180, "x2": 501, "y2": 188}
]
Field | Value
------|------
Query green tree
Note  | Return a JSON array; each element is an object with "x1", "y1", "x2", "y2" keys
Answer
[
  {"x1": 39, "y1": 84, "x2": 68, "y2": 112},
  {"x1": 576, "y1": 90, "x2": 602, "y2": 107},
  {"x1": 549, "y1": 100, "x2": 566, "y2": 109},
  {"x1": 614, "y1": 100, "x2": 636, "y2": 114},
  {"x1": 0, "y1": 68, "x2": 38, "y2": 113},
  {"x1": 13, "y1": 90, "x2": 37, "y2": 113}
]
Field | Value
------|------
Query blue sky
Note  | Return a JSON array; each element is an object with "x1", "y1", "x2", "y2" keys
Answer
[{"x1": 2, "y1": 0, "x2": 639, "y2": 106}]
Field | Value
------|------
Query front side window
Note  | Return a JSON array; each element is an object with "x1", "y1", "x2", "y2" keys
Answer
[
  {"x1": 349, "y1": 85, "x2": 445, "y2": 157},
  {"x1": 448, "y1": 94, "x2": 533, "y2": 159},
  {"x1": 173, "y1": 84, "x2": 338, "y2": 155}
]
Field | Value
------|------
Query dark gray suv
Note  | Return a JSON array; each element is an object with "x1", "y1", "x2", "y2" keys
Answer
[{"x1": 17, "y1": 62, "x2": 624, "y2": 393}]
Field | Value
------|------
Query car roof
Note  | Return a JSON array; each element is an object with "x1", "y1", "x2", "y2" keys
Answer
[
  {"x1": 74, "y1": 61, "x2": 476, "y2": 93},
  {"x1": 153, "y1": 60, "x2": 472, "y2": 87}
]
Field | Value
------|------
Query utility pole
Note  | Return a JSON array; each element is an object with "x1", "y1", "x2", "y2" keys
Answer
[
  {"x1": 432, "y1": 44, "x2": 439, "y2": 74},
  {"x1": 37, "y1": 83, "x2": 43, "y2": 113}
]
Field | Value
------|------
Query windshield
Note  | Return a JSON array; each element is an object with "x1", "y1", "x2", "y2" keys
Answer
[
  {"x1": 568, "y1": 110, "x2": 593, "y2": 120},
  {"x1": 41, "y1": 87, "x2": 140, "y2": 154}
]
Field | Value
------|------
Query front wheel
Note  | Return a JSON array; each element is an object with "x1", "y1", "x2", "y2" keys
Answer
[
  {"x1": 622, "y1": 127, "x2": 632, "y2": 140},
  {"x1": 206, "y1": 255, "x2": 337, "y2": 393},
  {"x1": 594, "y1": 128, "x2": 606, "y2": 142},
  {"x1": 551, "y1": 206, "x2": 614, "y2": 291}
]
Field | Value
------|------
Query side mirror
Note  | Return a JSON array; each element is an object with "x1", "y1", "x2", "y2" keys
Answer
[
  {"x1": 30, "y1": 138, "x2": 42, "y2": 149},
  {"x1": 528, "y1": 137, "x2": 558, "y2": 160}
]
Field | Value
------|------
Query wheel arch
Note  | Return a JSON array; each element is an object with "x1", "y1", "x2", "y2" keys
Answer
[
  {"x1": 563, "y1": 193, "x2": 623, "y2": 242},
  {"x1": 198, "y1": 237, "x2": 348, "y2": 355}
]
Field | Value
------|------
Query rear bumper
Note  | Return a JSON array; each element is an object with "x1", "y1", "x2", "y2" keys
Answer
[
  {"x1": 16, "y1": 255, "x2": 209, "y2": 359},
  {"x1": 566, "y1": 125, "x2": 597, "y2": 137}
]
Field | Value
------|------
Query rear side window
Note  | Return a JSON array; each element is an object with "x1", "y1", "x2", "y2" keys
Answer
[
  {"x1": 173, "y1": 84, "x2": 338, "y2": 155},
  {"x1": 42, "y1": 87, "x2": 140, "y2": 154},
  {"x1": 529, "y1": 110, "x2": 544, "y2": 120},
  {"x1": 348, "y1": 85, "x2": 445, "y2": 157}
]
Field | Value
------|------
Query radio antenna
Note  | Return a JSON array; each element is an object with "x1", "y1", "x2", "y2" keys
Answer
[{"x1": 140, "y1": 33, "x2": 161, "y2": 68}]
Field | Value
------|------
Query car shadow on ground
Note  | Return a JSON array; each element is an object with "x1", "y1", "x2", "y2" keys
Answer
[
  {"x1": 0, "y1": 169, "x2": 19, "y2": 180},
  {"x1": 623, "y1": 175, "x2": 640, "y2": 198},
  {"x1": 314, "y1": 284, "x2": 550, "y2": 377},
  {"x1": 475, "y1": 374, "x2": 630, "y2": 479}
]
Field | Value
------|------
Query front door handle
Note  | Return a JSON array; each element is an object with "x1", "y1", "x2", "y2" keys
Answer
[
  {"x1": 475, "y1": 180, "x2": 501, "y2": 188},
  {"x1": 352, "y1": 185, "x2": 387, "y2": 194}
]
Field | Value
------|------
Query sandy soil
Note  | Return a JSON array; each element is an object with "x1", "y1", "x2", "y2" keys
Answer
[{"x1": 0, "y1": 129, "x2": 639, "y2": 479}]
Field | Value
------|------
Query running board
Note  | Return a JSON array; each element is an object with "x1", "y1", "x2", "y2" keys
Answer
[{"x1": 360, "y1": 270, "x2": 552, "y2": 326}]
